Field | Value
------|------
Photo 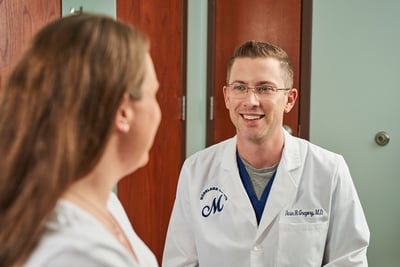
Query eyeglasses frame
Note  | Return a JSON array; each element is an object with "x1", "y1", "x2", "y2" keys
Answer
[{"x1": 225, "y1": 83, "x2": 291, "y2": 99}]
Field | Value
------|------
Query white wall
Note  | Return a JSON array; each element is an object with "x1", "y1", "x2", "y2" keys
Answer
[{"x1": 61, "y1": 0, "x2": 116, "y2": 17}]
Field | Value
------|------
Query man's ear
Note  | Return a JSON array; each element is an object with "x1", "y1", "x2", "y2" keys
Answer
[
  {"x1": 115, "y1": 93, "x2": 134, "y2": 133},
  {"x1": 284, "y1": 88, "x2": 298, "y2": 113},
  {"x1": 223, "y1": 86, "x2": 230, "y2": 109}
]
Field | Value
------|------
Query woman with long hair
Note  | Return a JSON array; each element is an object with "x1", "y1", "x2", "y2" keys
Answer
[{"x1": 0, "y1": 13, "x2": 161, "y2": 267}]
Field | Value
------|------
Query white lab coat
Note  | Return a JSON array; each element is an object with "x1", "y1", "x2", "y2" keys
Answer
[
  {"x1": 163, "y1": 131, "x2": 369, "y2": 267},
  {"x1": 25, "y1": 193, "x2": 158, "y2": 267}
]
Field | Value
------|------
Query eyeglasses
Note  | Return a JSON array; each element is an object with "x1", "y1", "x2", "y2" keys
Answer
[{"x1": 226, "y1": 83, "x2": 291, "y2": 99}]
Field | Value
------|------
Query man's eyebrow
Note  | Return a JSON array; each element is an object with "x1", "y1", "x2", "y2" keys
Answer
[
  {"x1": 256, "y1": 81, "x2": 275, "y2": 85},
  {"x1": 230, "y1": 80, "x2": 246, "y2": 84},
  {"x1": 229, "y1": 80, "x2": 277, "y2": 87}
]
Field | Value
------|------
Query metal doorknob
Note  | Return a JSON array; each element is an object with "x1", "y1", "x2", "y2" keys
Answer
[
  {"x1": 375, "y1": 131, "x2": 390, "y2": 146},
  {"x1": 70, "y1": 6, "x2": 83, "y2": 14}
]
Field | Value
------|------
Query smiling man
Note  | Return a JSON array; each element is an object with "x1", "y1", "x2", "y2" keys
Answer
[{"x1": 163, "y1": 41, "x2": 370, "y2": 267}]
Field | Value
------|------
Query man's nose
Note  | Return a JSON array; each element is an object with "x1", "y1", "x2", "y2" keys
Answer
[{"x1": 245, "y1": 88, "x2": 260, "y2": 105}]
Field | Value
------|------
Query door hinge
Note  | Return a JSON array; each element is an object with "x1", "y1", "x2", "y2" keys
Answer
[
  {"x1": 209, "y1": 96, "x2": 214, "y2": 121},
  {"x1": 181, "y1": 95, "x2": 186, "y2": 121}
]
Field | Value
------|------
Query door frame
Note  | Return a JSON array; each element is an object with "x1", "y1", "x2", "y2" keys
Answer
[
  {"x1": 206, "y1": 0, "x2": 312, "y2": 144},
  {"x1": 299, "y1": 0, "x2": 312, "y2": 140}
]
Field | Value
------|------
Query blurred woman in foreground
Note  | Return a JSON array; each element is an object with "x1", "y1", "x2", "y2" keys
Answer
[{"x1": 0, "y1": 14, "x2": 161, "y2": 267}]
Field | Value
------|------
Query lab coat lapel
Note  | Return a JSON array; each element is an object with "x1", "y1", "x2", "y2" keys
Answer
[
  {"x1": 257, "y1": 131, "x2": 302, "y2": 235},
  {"x1": 221, "y1": 137, "x2": 258, "y2": 227}
]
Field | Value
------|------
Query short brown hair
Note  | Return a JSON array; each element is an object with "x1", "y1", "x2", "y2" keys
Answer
[{"x1": 226, "y1": 40, "x2": 294, "y2": 88}]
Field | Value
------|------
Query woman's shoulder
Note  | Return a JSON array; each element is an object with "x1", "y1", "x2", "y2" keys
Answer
[{"x1": 23, "y1": 198, "x2": 136, "y2": 267}]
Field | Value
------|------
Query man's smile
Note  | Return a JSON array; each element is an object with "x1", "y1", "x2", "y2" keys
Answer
[{"x1": 241, "y1": 114, "x2": 264, "y2": 120}]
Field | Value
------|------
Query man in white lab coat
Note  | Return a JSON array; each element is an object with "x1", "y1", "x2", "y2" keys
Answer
[{"x1": 162, "y1": 41, "x2": 370, "y2": 267}]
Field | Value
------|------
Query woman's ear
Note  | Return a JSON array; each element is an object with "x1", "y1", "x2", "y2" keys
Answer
[{"x1": 115, "y1": 93, "x2": 134, "y2": 133}]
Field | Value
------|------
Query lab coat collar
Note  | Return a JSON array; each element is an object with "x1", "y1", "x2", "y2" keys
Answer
[
  {"x1": 220, "y1": 135, "x2": 237, "y2": 170},
  {"x1": 220, "y1": 130, "x2": 301, "y2": 172},
  {"x1": 221, "y1": 136, "x2": 260, "y2": 226},
  {"x1": 219, "y1": 130, "x2": 303, "y2": 234}
]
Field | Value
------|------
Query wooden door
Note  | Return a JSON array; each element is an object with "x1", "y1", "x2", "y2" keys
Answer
[
  {"x1": 0, "y1": 0, "x2": 60, "y2": 88},
  {"x1": 207, "y1": 0, "x2": 311, "y2": 144},
  {"x1": 117, "y1": 0, "x2": 186, "y2": 264}
]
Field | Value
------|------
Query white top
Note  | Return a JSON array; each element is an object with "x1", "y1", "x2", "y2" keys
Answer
[
  {"x1": 24, "y1": 193, "x2": 158, "y2": 267},
  {"x1": 163, "y1": 130, "x2": 370, "y2": 267}
]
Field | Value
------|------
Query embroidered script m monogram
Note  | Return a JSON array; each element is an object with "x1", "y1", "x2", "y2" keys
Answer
[{"x1": 202, "y1": 195, "x2": 225, "y2": 217}]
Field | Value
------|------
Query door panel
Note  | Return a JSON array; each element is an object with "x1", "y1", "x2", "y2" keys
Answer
[
  {"x1": 207, "y1": 0, "x2": 302, "y2": 145},
  {"x1": 117, "y1": 0, "x2": 186, "y2": 264},
  {"x1": 0, "y1": 0, "x2": 60, "y2": 88},
  {"x1": 310, "y1": 1, "x2": 400, "y2": 265}
]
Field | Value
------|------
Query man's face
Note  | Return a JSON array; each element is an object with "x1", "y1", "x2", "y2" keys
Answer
[{"x1": 223, "y1": 57, "x2": 297, "y2": 143}]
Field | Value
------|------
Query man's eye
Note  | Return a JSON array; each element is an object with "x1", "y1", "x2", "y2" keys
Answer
[
  {"x1": 256, "y1": 86, "x2": 274, "y2": 92},
  {"x1": 233, "y1": 85, "x2": 246, "y2": 91}
]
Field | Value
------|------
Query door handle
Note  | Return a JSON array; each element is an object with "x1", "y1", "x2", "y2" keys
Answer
[{"x1": 375, "y1": 131, "x2": 390, "y2": 146}]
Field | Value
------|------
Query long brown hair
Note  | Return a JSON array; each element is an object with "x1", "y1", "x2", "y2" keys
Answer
[{"x1": 0, "y1": 14, "x2": 148, "y2": 266}]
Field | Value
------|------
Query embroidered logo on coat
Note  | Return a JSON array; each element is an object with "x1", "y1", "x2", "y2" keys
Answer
[{"x1": 200, "y1": 187, "x2": 228, "y2": 217}]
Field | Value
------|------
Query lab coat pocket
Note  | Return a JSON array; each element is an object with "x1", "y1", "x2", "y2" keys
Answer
[{"x1": 277, "y1": 222, "x2": 328, "y2": 267}]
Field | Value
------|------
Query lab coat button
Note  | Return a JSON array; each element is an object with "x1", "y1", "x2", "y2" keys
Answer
[{"x1": 252, "y1": 245, "x2": 263, "y2": 251}]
